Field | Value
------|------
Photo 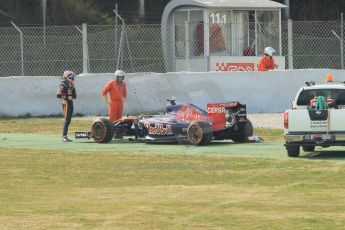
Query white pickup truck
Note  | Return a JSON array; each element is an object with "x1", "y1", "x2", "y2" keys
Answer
[{"x1": 283, "y1": 80, "x2": 345, "y2": 157}]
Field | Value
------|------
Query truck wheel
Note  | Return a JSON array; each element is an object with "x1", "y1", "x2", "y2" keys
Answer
[
  {"x1": 187, "y1": 121, "x2": 213, "y2": 146},
  {"x1": 91, "y1": 118, "x2": 115, "y2": 143},
  {"x1": 232, "y1": 119, "x2": 253, "y2": 143},
  {"x1": 287, "y1": 145, "x2": 300, "y2": 157},
  {"x1": 302, "y1": 146, "x2": 315, "y2": 152}
]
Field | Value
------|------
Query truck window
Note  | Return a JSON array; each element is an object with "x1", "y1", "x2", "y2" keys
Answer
[
  {"x1": 297, "y1": 89, "x2": 345, "y2": 106},
  {"x1": 337, "y1": 91, "x2": 345, "y2": 104},
  {"x1": 296, "y1": 90, "x2": 315, "y2": 105}
]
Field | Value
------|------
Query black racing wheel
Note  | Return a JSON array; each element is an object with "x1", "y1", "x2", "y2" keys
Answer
[
  {"x1": 187, "y1": 121, "x2": 213, "y2": 146},
  {"x1": 91, "y1": 118, "x2": 115, "y2": 143}
]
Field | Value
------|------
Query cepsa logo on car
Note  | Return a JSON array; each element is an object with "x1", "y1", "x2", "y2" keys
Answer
[{"x1": 207, "y1": 106, "x2": 225, "y2": 113}]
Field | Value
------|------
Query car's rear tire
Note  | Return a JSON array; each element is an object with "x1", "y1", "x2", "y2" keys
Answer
[
  {"x1": 187, "y1": 121, "x2": 213, "y2": 146},
  {"x1": 302, "y1": 146, "x2": 315, "y2": 152},
  {"x1": 232, "y1": 119, "x2": 253, "y2": 143},
  {"x1": 287, "y1": 145, "x2": 300, "y2": 157},
  {"x1": 91, "y1": 118, "x2": 114, "y2": 143}
]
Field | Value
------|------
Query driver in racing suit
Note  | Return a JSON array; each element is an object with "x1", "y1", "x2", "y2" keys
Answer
[{"x1": 56, "y1": 70, "x2": 77, "y2": 142}]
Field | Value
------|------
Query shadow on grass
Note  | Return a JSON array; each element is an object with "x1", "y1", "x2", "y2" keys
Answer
[
  {"x1": 77, "y1": 139, "x2": 255, "y2": 146},
  {"x1": 301, "y1": 150, "x2": 345, "y2": 160},
  {"x1": 145, "y1": 141, "x2": 241, "y2": 146}
]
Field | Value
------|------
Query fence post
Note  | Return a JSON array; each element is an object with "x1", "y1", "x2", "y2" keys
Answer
[
  {"x1": 116, "y1": 18, "x2": 124, "y2": 70},
  {"x1": 82, "y1": 23, "x2": 89, "y2": 74},
  {"x1": 341, "y1": 13, "x2": 344, "y2": 69},
  {"x1": 113, "y1": 9, "x2": 134, "y2": 71},
  {"x1": 75, "y1": 24, "x2": 89, "y2": 74},
  {"x1": 42, "y1": 0, "x2": 47, "y2": 48},
  {"x1": 10, "y1": 21, "x2": 24, "y2": 76},
  {"x1": 253, "y1": 15, "x2": 255, "y2": 56},
  {"x1": 204, "y1": 17, "x2": 210, "y2": 71},
  {"x1": 114, "y1": 4, "x2": 118, "y2": 68},
  {"x1": 287, "y1": 19, "x2": 293, "y2": 69},
  {"x1": 185, "y1": 21, "x2": 191, "y2": 71}
]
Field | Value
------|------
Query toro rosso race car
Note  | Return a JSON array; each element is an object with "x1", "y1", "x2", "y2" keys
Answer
[{"x1": 75, "y1": 99, "x2": 253, "y2": 145}]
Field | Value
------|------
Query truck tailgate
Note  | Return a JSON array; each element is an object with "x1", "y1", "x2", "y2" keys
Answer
[{"x1": 287, "y1": 109, "x2": 345, "y2": 133}]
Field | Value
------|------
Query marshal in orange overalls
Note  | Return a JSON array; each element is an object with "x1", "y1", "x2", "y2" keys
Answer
[
  {"x1": 102, "y1": 80, "x2": 127, "y2": 122},
  {"x1": 258, "y1": 55, "x2": 275, "y2": 71}
]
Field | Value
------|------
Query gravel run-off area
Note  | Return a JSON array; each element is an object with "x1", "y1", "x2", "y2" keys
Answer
[{"x1": 247, "y1": 113, "x2": 283, "y2": 129}]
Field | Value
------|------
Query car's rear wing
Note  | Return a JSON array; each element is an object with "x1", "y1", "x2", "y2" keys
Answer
[{"x1": 207, "y1": 102, "x2": 247, "y2": 132}]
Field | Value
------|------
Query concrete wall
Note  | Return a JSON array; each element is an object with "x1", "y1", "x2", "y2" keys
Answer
[{"x1": 0, "y1": 69, "x2": 344, "y2": 116}]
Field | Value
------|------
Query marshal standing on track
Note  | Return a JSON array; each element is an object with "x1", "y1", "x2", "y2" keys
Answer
[
  {"x1": 102, "y1": 70, "x2": 127, "y2": 122},
  {"x1": 57, "y1": 70, "x2": 77, "y2": 142}
]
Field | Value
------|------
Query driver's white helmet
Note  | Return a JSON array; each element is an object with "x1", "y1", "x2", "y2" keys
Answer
[
  {"x1": 115, "y1": 70, "x2": 125, "y2": 77},
  {"x1": 264, "y1": 47, "x2": 276, "y2": 56}
]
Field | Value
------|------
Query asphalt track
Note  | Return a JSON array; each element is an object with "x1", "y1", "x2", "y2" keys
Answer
[{"x1": 2, "y1": 133, "x2": 345, "y2": 160}]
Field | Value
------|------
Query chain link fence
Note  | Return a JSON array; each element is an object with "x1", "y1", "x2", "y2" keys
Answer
[
  {"x1": 292, "y1": 21, "x2": 343, "y2": 69},
  {"x1": 0, "y1": 20, "x2": 344, "y2": 77},
  {"x1": 0, "y1": 25, "x2": 82, "y2": 77}
]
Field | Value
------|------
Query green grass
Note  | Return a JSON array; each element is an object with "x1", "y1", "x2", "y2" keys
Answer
[
  {"x1": 0, "y1": 118, "x2": 90, "y2": 135},
  {"x1": 1, "y1": 118, "x2": 345, "y2": 229},
  {"x1": 1, "y1": 148, "x2": 345, "y2": 229},
  {"x1": 254, "y1": 127, "x2": 283, "y2": 142}
]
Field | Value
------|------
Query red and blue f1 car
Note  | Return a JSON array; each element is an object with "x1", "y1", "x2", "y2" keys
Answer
[{"x1": 75, "y1": 99, "x2": 253, "y2": 145}]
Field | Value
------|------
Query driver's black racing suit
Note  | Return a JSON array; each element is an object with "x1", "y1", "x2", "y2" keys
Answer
[{"x1": 56, "y1": 80, "x2": 77, "y2": 138}]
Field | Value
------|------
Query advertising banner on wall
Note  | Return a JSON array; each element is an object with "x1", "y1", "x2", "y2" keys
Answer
[{"x1": 211, "y1": 56, "x2": 286, "y2": 71}]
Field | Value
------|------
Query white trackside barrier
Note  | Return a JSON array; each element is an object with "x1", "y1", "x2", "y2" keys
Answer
[{"x1": 0, "y1": 69, "x2": 343, "y2": 116}]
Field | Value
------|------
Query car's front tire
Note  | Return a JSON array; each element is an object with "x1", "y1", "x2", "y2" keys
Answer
[{"x1": 91, "y1": 118, "x2": 114, "y2": 143}]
